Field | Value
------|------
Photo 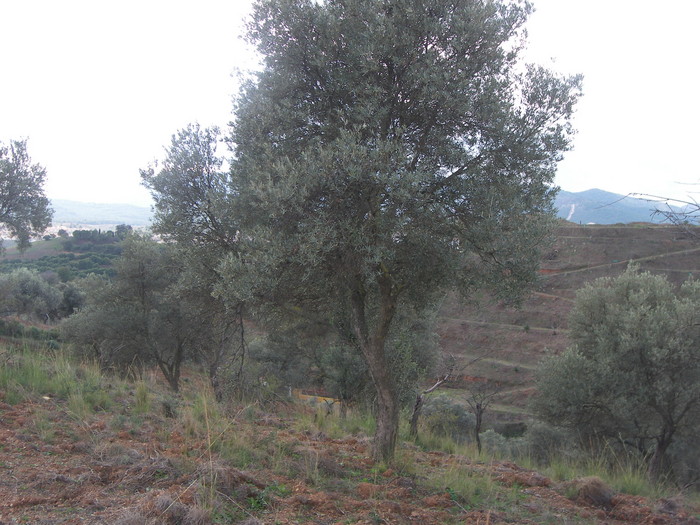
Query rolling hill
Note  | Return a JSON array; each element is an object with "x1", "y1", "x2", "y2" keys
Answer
[
  {"x1": 51, "y1": 199, "x2": 153, "y2": 227},
  {"x1": 43, "y1": 188, "x2": 683, "y2": 230}
]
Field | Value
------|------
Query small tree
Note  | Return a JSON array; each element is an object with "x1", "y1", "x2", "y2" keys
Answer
[
  {"x1": 465, "y1": 379, "x2": 502, "y2": 454},
  {"x1": 0, "y1": 268, "x2": 62, "y2": 321},
  {"x1": 409, "y1": 354, "x2": 456, "y2": 439},
  {"x1": 115, "y1": 224, "x2": 133, "y2": 240},
  {"x1": 0, "y1": 139, "x2": 53, "y2": 251},
  {"x1": 533, "y1": 266, "x2": 700, "y2": 480},
  {"x1": 142, "y1": 124, "x2": 245, "y2": 395},
  {"x1": 62, "y1": 235, "x2": 227, "y2": 391}
]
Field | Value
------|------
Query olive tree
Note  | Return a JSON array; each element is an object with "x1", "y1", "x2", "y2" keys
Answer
[
  {"x1": 221, "y1": 0, "x2": 580, "y2": 462},
  {"x1": 0, "y1": 267, "x2": 62, "y2": 321},
  {"x1": 465, "y1": 379, "x2": 503, "y2": 454},
  {"x1": 141, "y1": 124, "x2": 245, "y2": 395},
  {"x1": 62, "y1": 235, "x2": 234, "y2": 392},
  {"x1": 141, "y1": 124, "x2": 238, "y2": 250},
  {"x1": 145, "y1": 0, "x2": 581, "y2": 461},
  {"x1": 0, "y1": 139, "x2": 53, "y2": 251},
  {"x1": 533, "y1": 267, "x2": 700, "y2": 480}
]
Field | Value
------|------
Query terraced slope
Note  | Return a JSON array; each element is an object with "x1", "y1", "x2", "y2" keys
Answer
[{"x1": 436, "y1": 223, "x2": 700, "y2": 424}]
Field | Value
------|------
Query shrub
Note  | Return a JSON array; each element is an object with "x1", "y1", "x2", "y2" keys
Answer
[{"x1": 421, "y1": 395, "x2": 475, "y2": 443}]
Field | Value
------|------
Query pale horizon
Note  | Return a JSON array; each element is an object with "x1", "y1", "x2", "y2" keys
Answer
[{"x1": 2, "y1": 0, "x2": 698, "y2": 207}]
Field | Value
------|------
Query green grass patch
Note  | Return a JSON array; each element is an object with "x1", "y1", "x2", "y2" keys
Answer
[
  {"x1": 294, "y1": 404, "x2": 375, "y2": 439},
  {"x1": 0, "y1": 344, "x2": 116, "y2": 419},
  {"x1": 133, "y1": 381, "x2": 151, "y2": 415}
]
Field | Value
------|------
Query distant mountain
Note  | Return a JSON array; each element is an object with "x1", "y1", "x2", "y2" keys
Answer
[
  {"x1": 554, "y1": 189, "x2": 685, "y2": 224},
  {"x1": 47, "y1": 190, "x2": 681, "y2": 228},
  {"x1": 51, "y1": 200, "x2": 153, "y2": 227}
]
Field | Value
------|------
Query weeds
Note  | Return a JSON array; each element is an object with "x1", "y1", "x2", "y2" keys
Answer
[
  {"x1": 425, "y1": 458, "x2": 499, "y2": 510},
  {"x1": 0, "y1": 345, "x2": 115, "y2": 421},
  {"x1": 31, "y1": 408, "x2": 56, "y2": 443},
  {"x1": 133, "y1": 381, "x2": 151, "y2": 415},
  {"x1": 294, "y1": 404, "x2": 375, "y2": 439}
]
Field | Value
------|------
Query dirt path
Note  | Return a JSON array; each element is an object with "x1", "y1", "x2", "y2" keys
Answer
[
  {"x1": 547, "y1": 246, "x2": 700, "y2": 277},
  {"x1": 440, "y1": 317, "x2": 565, "y2": 334}
]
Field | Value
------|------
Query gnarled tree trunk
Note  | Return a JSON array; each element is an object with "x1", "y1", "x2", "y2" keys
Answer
[{"x1": 350, "y1": 273, "x2": 400, "y2": 463}]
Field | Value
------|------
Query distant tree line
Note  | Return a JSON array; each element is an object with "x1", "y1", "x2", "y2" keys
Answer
[
  {"x1": 0, "y1": 226, "x2": 134, "y2": 281},
  {"x1": 0, "y1": 225, "x2": 136, "y2": 322},
  {"x1": 0, "y1": 252, "x2": 118, "y2": 281}
]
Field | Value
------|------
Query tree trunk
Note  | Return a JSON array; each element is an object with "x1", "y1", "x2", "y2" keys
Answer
[
  {"x1": 350, "y1": 274, "x2": 399, "y2": 463},
  {"x1": 410, "y1": 373, "x2": 451, "y2": 439},
  {"x1": 359, "y1": 333, "x2": 399, "y2": 463},
  {"x1": 409, "y1": 393, "x2": 425, "y2": 439},
  {"x1": 371, "y1": 351, "x2": 399, "y2": 462},
  {"x1": 157, "y1": 359, "x2": 180, "y2": 392},
  {"x1": 155, "y1": 339, "x2": 184, "y2": 393},
  {"x1": 209, "y1": 361, "x2": 222, "y2": 401},
  {"x1": 474, "y1": 406, "x2": 483, "y2": 454},
  {"x1": 649, "y1": 434, "x2": 673, "y2": 481}
]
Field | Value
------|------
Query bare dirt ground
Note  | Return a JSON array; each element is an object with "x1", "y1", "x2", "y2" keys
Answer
[{"x1": 1, "y1": 394, "x2": 698, "y2": 524}]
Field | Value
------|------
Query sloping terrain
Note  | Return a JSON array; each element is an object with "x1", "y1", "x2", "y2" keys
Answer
[
  {"x1": 0, "y1": 386, "x2": 697, "y2": 524},
  {"x1": 437, "y1": 223, "x2": 700, "y2": 422}
]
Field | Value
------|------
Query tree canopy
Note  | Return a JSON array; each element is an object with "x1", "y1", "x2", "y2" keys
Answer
[
  {"x1": 534, "y1": 267, "x2": 700, "y2": 480},
  {"x1": 61, "y1": 234, "x2": 237, "y2": 392},
  {"x1": 0, "y1": 139, "x2": 53, "y2": 251},
  {"x1": 147, "y1": 0, "x2": 582, "y2": 462},
  {"x1": 141, "y1": 124, "x2": 238, "y2": 250}
]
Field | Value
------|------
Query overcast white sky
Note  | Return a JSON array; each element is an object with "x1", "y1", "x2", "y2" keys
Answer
[{"x1": 1, "y1": 0, "x2": 698, "y2": 206}]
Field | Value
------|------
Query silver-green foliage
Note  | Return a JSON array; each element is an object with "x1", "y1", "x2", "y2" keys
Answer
[
  {"x1": 0, "y1": 139, "x2": 53, "y2": 251},
  {"x1": 422, "y1": 394, "x2": 476, "y2": 442},
  {"x1": 534, "y1": 266, "x2": 700, "y2": 479},
  {"x1": 141, "y1": 0, "x2": 581, "y2": 461},
  {"x1": 62, "y1": 234, "x2": 234, "y2": 392},
  {"x1": 0, "y1": 267, "x2": 62, "y2": 320},
  {"x1": 217, "y1": 0, "x2": 581, "y2": 462}
]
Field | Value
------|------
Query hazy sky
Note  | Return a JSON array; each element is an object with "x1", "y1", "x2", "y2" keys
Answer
[{"x1": 1, "y1": 0, "x2": 698, "y2": 206}]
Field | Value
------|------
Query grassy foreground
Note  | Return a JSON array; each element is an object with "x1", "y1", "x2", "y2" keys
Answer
[{"x1": 0, "y1": 341, "x2": 698, "y2": 524}]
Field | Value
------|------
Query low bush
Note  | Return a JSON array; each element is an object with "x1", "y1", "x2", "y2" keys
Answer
[{"x1": 420, "y1": 394, "x2": 475, "y2": 443}]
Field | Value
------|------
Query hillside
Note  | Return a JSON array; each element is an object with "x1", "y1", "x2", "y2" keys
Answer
[
  {"x1": 1, "y1": 346, "x2": 697, "y2": 524},
  {"x1": 43, "y1": 188, "x2": 684, "y2": 231},
  {"x1": 2, "y1": 224, "x2": 700, "y2": 522},
  {"x1": 51, "y1": 199, "x2": 153, "y2": 228},
  {"x1": 37, "y1": 189, "x2": 682, "y2": 234},
  {"x1": 437, "y1": 223, "x2": 700, "y2": 424}
]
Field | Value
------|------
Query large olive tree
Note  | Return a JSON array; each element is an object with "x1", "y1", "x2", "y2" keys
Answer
[
  {"x1": 218, "y1": 0, "x2": 581, "y2": 462},
  {"x1": 145, "y1": 0, "x2": 580, "y2": 462}
]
